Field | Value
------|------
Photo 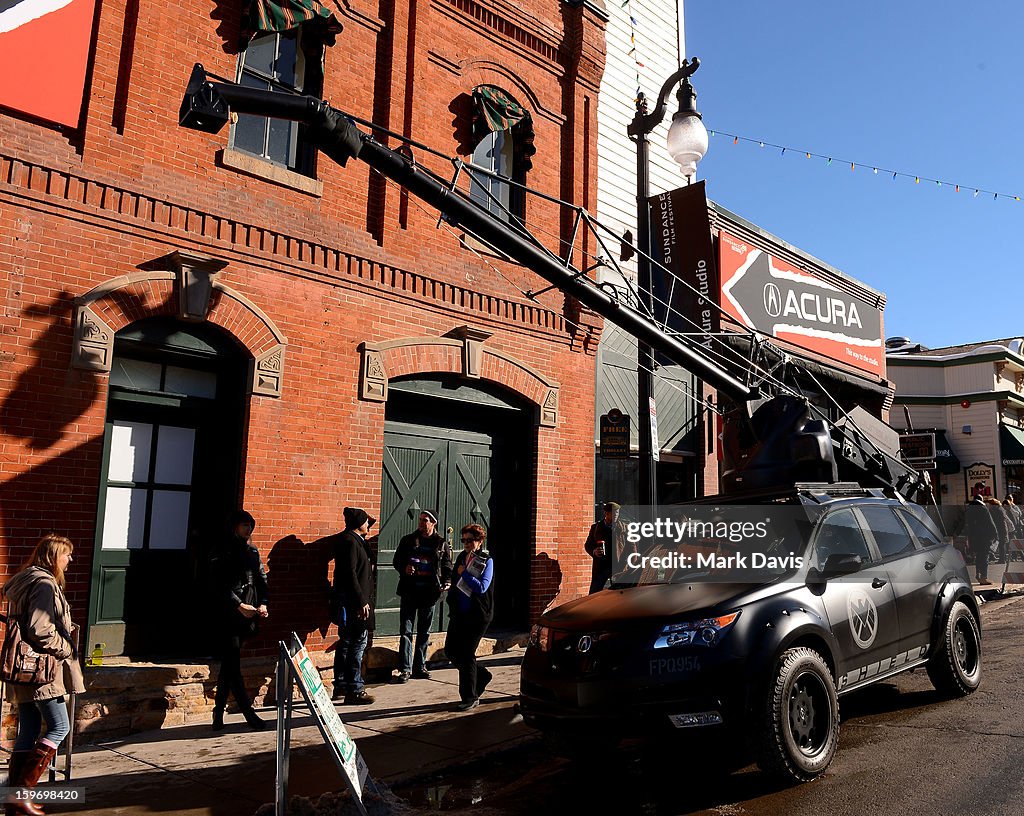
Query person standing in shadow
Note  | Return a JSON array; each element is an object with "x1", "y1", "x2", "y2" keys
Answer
[
  {"x1": 330, "y1": 507, "x2": 377, "y2": 704},
  {"x1": 392, "y1": 510, "x2": 452, "y2": 683},
  {"x1": 445, "y1": 524, "x2": 494, "y2": 711},
  {"x1": 210, "y1": 510, "x2": 269, "y2": 731}
]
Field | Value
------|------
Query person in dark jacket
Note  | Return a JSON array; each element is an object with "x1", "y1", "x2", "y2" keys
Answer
[
  {"x1": 584, "y1": 501, "x2": 632, "y2": 593},
  {"x1": 209, "y1": 510, "x2": 269, "y2": 731},
  {"x1": 445, "y1": 523, "x2": 494, "y2": 711},
  {"x1": 986, "y1": 497, "x2": 1011, "y2": 566},
  {"x1": 966, "y1": 495, "x2": 998, "y2": 585},
  {"x1": 330, "y1": 507, "x2": 377, "y2": 704},
  {"x1": 2, "y1": 534, "x2": 85, "y2": 816},
  {"x1": 392, "y1": 510, "x2": 452, "y2": 682}
]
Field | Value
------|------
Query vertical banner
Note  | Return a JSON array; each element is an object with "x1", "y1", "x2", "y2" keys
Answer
[
  {"x1": 0, "y1": 0, "x2": 98, "y2": 127},
  {"x1": 648, "y1": 181, "x2": 719, "y2": 349}
]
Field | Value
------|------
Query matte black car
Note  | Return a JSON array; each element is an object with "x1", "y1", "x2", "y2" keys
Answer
[{"x1": 519, "y1": 485, "x2": 982, "y2": 782}]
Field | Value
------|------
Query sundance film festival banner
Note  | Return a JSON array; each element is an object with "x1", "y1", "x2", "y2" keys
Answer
[
  {"x1": 648, "y1": 181, "x2": 719, "y2": 350},
  {"x1": 0, "y1": 0, "x2": 98, "y2": 127}
]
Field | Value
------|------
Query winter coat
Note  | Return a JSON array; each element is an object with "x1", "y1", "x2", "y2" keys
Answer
[
  {"x1": 965, "y1": 499, "x2": 998, "y2": 552},
  {"x1": 209, "y1": 536, "x2": 269, "y2": 640},
  {"x1": 329, "y1": 529, "x2": 376, "y2": 631},
  {"x1": 446, "y1": 549, "x2": 494, "y2": 626},
  {"x1": 393, "y1": 531, "x2": 452, "y2": 607},
  {"x1": 2, "y1": 567, "x2": 85, "y2": 703},
  {"x1": 989, "y1": 505, "x2": 1012, "y2": 549},
  {"x1": 584, "y1": 520, "x2": 636, "y2": 575}
]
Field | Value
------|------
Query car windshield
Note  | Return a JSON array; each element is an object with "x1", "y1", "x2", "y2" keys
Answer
[{"x1": 609, "y1": 503, "x2": 817, "y2": 588}]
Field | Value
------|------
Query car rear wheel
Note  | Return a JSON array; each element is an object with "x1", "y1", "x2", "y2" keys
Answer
[
  {"x1": 755, "y1": 647, "x2": 839, "y2": 783},
  {"x1": 927, "y1": 600, "x2": 981, "y2": 696}
]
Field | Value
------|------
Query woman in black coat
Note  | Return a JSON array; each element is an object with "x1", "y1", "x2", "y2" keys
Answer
[
  {"x1": 445, "y1": 524, "x2": 494, "y2": 711},
  {"x1": 209, "y1": 510, "x2": 269, "y2": 730}
]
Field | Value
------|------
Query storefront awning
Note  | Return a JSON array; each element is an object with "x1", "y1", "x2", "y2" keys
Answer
[
  {"x1": 999, "y1": 423, "x2": 1024, "y2": 467},
  {"x1": 933, "y1": 429, "x2": 960, "y2": 474}
]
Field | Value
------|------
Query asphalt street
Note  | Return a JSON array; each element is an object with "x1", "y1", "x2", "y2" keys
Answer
[{"x1": 397, "y1": 594, "x2": 1024, "y2": 816}]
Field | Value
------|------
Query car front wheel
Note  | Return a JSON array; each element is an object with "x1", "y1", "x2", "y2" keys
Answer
[
  {"x1": 755, "y1": 647, "x2": 840, "y2": 783},
  {"x1": 927, "y1": 600, "x2": 982, "y2": 696}
]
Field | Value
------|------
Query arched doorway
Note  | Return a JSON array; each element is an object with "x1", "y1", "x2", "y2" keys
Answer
[
  {"x1": 87, "y1": 317, "x2": 248, "y2": 658},
  {"x1": 375, "y1": 374, "x2": 534, "y2": 637}
]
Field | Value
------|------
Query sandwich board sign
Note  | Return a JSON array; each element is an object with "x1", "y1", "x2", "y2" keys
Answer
[{"x1": 276, "y1": 632, "x2": 373, "y2": 815}]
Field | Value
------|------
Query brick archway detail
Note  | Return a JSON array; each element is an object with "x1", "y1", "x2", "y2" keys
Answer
[
  {"x1": 71, "y1": 271, "x2": 288, "y2": 397},
  {"x1": 359, "y1": 333, "x2": 559, "y2": 427}
]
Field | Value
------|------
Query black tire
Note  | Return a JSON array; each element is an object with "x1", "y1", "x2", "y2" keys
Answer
[
  {"x1": 926, "y1": 600, "x2": 982, "y2": 696},
  {"x1": 755, "y1": 647, "x2": 839, "y2": 783}
]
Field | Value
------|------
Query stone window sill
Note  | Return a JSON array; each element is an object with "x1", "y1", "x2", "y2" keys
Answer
[{"x1": 217, "y1": 148, "x2": 324, "y2": 197}]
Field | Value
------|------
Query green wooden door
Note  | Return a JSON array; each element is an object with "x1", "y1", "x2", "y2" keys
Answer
[
  {"x1": 376, "y1": 425, "x2": 500, "y2": 636},
  {"x1": 88, "y1": 320, "x2": 245, "y2": 658},
  {"x1": 376, "y1": 427, "x2": 450, "y2": 635}
]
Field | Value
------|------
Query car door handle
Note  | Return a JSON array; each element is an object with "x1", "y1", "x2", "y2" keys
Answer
[
  {"x1": 871, "y1": 577, "x2": 888, "y2": 589},
  {"x1": 924, "y1": 561, "x2": 936, "y2": 571}
]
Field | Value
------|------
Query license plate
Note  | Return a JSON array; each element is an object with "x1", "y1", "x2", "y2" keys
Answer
[{"x1": 668, "y1": 711, "x2": 723, "y2": 728}]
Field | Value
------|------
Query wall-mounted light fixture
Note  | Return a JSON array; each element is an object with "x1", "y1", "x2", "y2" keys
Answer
[{"x1": 962, "y1": 425, "x2": 973, "y2": 435}]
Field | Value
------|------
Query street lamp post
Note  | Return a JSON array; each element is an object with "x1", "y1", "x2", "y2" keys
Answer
[{"x1": 627, "y1": 58, "x2": 709, "y2": 509}]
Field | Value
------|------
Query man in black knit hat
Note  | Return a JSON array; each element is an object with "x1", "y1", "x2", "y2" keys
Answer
[{"x1": 329, "y1": 507, "x2": 377, "y2": 703}]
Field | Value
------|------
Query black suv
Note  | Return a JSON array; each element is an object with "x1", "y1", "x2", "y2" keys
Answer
[{"x1": 519, "y1": 485, "x2": 981, "y2": 782}]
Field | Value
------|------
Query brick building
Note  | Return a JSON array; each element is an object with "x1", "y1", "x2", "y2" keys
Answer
[{"x1": 0, "y1": 0, "x2": 609, "y2": 731}]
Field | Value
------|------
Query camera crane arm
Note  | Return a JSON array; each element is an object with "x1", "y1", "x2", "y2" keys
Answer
[
  {"x1": 178, "y1": 65, "x2": 755, "y2": 403},
  {"x1": 178, "y1": 65, "x2": 930, "y2": 503}
]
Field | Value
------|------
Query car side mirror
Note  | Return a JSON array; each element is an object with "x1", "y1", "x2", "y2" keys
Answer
[{"x1": 820, "y1": 553, "x2": 863, "y2": 580}]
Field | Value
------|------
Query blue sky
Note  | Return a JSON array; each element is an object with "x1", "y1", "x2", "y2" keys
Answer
[{"x1": 680, "y1": 1, "x2": 1024, "y2": 349}]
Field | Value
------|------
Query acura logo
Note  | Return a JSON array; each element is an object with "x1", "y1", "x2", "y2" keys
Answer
[
  {"x1": 763, "y1": 282, "x2": 782, "y2": 318},
  {"x1": 577, "y1": 635, "x2": 593, "y2": 653}
]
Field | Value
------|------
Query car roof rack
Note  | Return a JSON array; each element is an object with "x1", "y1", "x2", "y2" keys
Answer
[{"x1": 795, "y1": 482, "x2": 890, "y2": 502}]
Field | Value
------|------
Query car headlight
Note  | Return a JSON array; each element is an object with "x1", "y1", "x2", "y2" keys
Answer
[
  {"x1": 654, "y1": 611, "x2": 740, "y2": 649},
  {"x1": 529, "y1": 624, "x2": 552, "y2": 652}
]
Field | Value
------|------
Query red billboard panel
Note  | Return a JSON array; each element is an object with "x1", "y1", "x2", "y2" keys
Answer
[
  {"x1": 0, "y1": 0, "x2": 98, "y2": 127},
  {"x1": 718, "y1": 231, "x2": 884, "y2": 377}
]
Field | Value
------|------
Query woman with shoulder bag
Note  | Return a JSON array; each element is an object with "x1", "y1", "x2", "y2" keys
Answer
[
  {"x1": 209, "y1": 510, "x2": 269, "y2": 731},
  {"x1": 444, "y1": 524, "x2": 494, "y2": 711},
  {"x1": 1, "y1": 534, "x2": 85, "y2": 816}
]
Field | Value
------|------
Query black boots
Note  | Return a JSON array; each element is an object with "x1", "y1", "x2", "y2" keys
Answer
[
  {"x1": 212, "y1": 705, "x2": 266, "y2": 731},
  {"x1": 242, "y1": 707, "x2": 267, "y2": 731}
]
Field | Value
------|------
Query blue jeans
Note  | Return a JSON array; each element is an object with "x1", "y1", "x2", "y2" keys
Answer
[
  {"x1": 333, "y1": 626, "x2": 367, "y2": 694},
  {"x1": 398, "y1": 599, "x2": 434, "y2": 673},
  {"x1": 16, "y1": 698, "x2": 70, "y2": 750}
]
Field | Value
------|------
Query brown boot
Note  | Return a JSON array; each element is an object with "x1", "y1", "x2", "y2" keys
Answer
[
  {"x1": 5, "y1": 749, "x2": 41, "y2": 816},
  {"x1": 6, "y1": 742, "x2": 56, "y2": 816}
]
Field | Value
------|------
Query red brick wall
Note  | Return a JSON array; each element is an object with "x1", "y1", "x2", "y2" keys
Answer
[{"x1": 0, "y1": 1, "x2": 607, "y2": 647}]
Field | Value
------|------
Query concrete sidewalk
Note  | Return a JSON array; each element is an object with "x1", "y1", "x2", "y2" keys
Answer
[{"x1": 49, "y1": 651, "x2": 531, "y2": 816}]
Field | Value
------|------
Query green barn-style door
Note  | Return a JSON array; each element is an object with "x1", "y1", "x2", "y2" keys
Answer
[{"x1": 375, "y1": 377, "x2": 531, "y2": 636}]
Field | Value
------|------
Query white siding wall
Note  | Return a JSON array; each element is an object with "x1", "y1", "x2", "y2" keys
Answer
[
  {"x1": 890, "y1": 359, "x2": 1012, "y2": 504},
  {"x1": 596, "y1": 0, "x2": 685, "y2": 287},
  {"x1": 943, "y1": 362, "x2": 997, "y2": 395}
]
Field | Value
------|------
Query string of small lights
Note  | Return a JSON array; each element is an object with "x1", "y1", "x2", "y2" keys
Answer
[
  {"x1": 620, "y1": 1, "x2": 645, "y2": 99},
  {"x1": 708, "y1": 129, "x2": 1022, "y2": 203}
]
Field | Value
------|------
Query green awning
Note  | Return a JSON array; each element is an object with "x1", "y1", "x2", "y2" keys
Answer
[
  {"x1": 245, "y1": 0, "x2": 344, "y2": 45},
  {"x1": 1000, "y1": 424, "x2": 1024, "y2": 467},
  {"x1": 470, "y1": 86, "x2": 536, "y2": 172},
  {"x1": 473, "y1": 86, "x2": 527, "y2": 133},
  {"x1": 933, "y1": 429, "x2": 961, "y2": 474}
]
